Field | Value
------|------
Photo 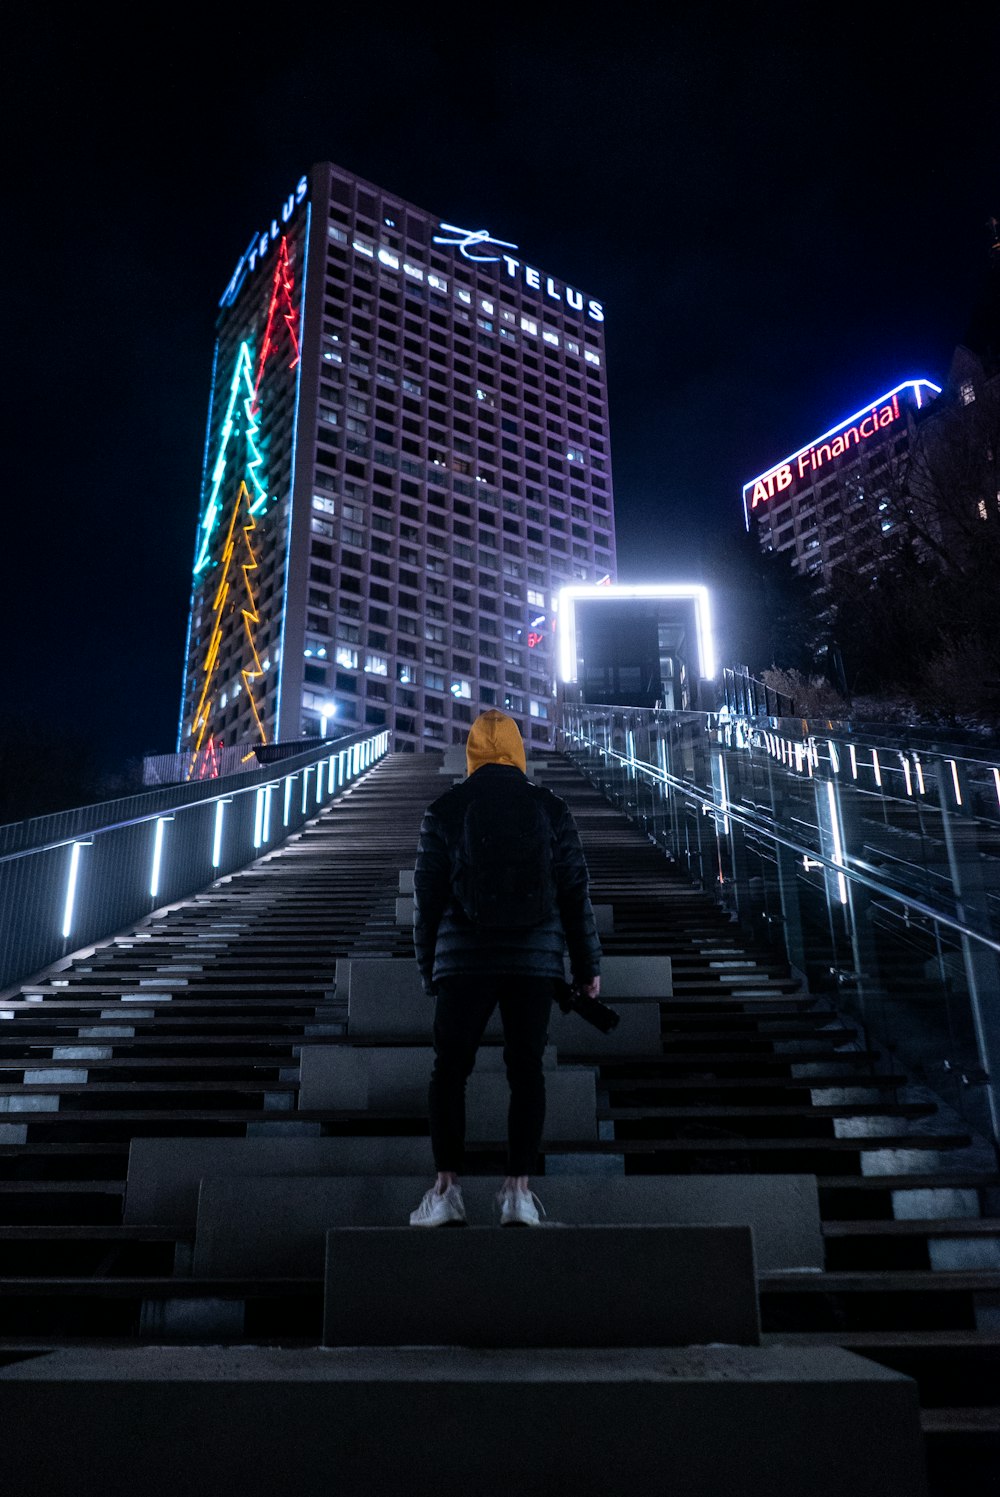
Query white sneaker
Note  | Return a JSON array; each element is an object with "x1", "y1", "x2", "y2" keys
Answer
[
  {"x1": 497, "y1": 1185, "x2": 545, "y2": 1227},
  {"x1": 409, "y1": 1183, "x2": 468, "y2": 1228}
]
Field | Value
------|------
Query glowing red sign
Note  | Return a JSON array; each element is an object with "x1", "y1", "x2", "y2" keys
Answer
[{"x1": 527, "y1": 631, "x2": 543, "y2": 649}]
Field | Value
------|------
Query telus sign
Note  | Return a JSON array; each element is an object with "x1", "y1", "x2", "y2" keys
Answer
[
  {"x1": 433, "y1": 223, "x2": 604, "y2": 323},
  {"x1": 219, "y1": 175, "x2": 309, "y2": 309},
  {"x1": 741, "y1": 379, "x2": 941, "y2": 527}
]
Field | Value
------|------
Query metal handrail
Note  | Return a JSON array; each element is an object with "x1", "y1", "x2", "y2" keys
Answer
[{"x1": 573, "y1": 732, "x2": 1000, "y2": 959}]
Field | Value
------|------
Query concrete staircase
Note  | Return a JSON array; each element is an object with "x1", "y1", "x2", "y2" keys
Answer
[{"x1": 0, "y1": 749, "x2": 997, "y2": 1492}]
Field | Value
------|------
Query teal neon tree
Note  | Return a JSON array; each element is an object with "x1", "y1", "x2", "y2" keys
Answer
[
  {"x1": 193, "y1": 234, "x2": 300, "y2": 576},
  {"x1": 193, "y1": 343, "x2": 265, "y2": 575}
]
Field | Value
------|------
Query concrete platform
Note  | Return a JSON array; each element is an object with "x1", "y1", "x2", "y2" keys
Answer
[
  {"x1": 298, "y1": 1049, "x2": 598, "y2": 1139},
  {"x1": 323, "y1": 1224, "x2": 760, "y2": 1347},
  {"x1": 191, "y1": 1172, "x2": 822, "y2": 1276},
  {"x1": 0, "y1": 1345, "x2": 929, "y2": 1497}
]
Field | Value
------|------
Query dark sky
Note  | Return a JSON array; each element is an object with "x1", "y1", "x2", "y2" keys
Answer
[{"x1": 7, "y1": 10, "x2": 998, "y2": 773}]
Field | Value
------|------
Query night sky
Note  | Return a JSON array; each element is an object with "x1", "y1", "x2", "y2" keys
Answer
[{"x1": 7, "y1": 11, "x2": 998, "y2": 776}]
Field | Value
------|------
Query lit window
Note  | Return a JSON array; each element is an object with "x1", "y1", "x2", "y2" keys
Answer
[
  {"x1": 960, "y1": 379, "x2": 976, "y2": 406},
  {"x1": 978, "y1": 500, "x2": 989, "y2": 520},
  {"x1": 584, "y1": 350, "x2": 601, "y2": 366},
  {"x1": 377, "y1": 247, "x2": 399, "y2": 269},
  {"x1": 500, "y1": 310, "x2": 517, "y2": 325},
  {"x1": 364, "y1": 653, "x2": 388, "y2": 676},
  {"x1": 520, "y1": 317, "x2": 538, "y2": 335},
  {"x1": 427, "y1": 273, "x2": 448, "y2": 292},
  {"x1": 335, "y1": 646, "x2": 358, "y2": 669},
  {"x1": 542, "y1": 330, "x2": 559, "y2": 347},
  {"x1": 566, "y1": 447, "x2": 586, "y2": 464},
  {"x1": 450, "y1": 679, "x2": 472, "y2": 699},
  {"x1": 403, "y1": 262, "x2": 424, "y2": 280},
  {"x1": 328, "y1": 223, "x2": 347, "y2": 243},
  {"x1": 312, "y1": 495, "x2": 336, "y2": 514},
  {"x1": 480, "y1": 298, "x2": 494, "y2": 314},
  {"x1": 566, "y1": 339, "x2": 580, "y2": 355},
  {"x1": 353, "y1": 237, "x2": 374, "y2": 258},
  {"x1": 456, "y1": 288, "x2": 472, "y2": 304}
]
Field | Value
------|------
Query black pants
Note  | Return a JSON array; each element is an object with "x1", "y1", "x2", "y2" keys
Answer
[{"x1": 429, "y1": 975, "x2": 554, "y2": 1177}]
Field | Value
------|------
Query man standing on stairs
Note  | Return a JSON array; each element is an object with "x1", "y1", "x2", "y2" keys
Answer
[{"x1": 410, "y1": 709, "x2": 602, "y2": 1228}]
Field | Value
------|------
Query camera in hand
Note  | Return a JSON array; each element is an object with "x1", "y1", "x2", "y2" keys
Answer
[{"x1": 555, "y1": 979, "x2": 620, "y2": 1034}]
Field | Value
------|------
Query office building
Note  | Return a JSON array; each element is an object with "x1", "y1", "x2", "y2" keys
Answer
[
  {"x1": 742, "y1": 378, "x2": 941, "y2": 588},
  {"x1": 177, "y1": 161, "x2": 616, "y2": 775}
]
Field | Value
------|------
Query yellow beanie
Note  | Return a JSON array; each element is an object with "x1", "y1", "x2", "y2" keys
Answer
[{"x1": 466, "y1": 709, "x2": 527, "y2": 776}]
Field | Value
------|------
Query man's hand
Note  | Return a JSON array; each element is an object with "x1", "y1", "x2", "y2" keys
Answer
[{"x1": 577, "y1": 975, "x2": 600, "y2": 999}]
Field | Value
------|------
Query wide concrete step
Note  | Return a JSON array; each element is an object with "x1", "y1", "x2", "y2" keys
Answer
[
  {"x1": 338, "y1": 956, "x2": 668, "y2": 1051},
  {"x1": 298, "y1": 1045, "x2": 597, "y2": 1142},
  {"x1": 0, "y1": 1344, "x2": 928, "y2": 1497},
  {"x1": 187, "y1": 1172, "x2": 822, "y2": 1276}
]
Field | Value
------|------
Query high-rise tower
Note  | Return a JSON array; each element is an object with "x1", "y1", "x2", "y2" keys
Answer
[{"x1": 177, "y1": 162, "x2": 616, "y2": 775}]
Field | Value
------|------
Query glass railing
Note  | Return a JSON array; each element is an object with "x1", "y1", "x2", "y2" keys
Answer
[
  {"x1": 559, "y1": 702, "x2": 1000, "y2": 1151},
  {"x1": 0, "y1": 729, "x2": 391, "y2": 994}
]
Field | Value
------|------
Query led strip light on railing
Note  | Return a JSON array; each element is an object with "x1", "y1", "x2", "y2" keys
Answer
[{"x1": 47, "y1": 730, "x2": 391, "y2": 945}]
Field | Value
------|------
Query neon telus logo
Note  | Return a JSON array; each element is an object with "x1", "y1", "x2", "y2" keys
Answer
[
  {"x1": 434, "y1": 221, "x2": 605, "y2": 323},
  {"x1": 432, "y1": 223, "x2": 519, "y2": 262},
  {"x1": 219, "y1": 175, "x2": 309, "y2": 309}
]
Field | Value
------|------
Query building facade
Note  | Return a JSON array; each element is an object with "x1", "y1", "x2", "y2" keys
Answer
[
  {"x1": 176, "y1": 162, "x2": 616, "y2": 775},
  {"x1": 742, "y1": 378, "x2": 940, "y2": 590}
]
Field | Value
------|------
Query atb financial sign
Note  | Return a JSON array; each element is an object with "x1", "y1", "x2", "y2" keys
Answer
[{"x1": 741, "y1": 379, "x2": 940, "y2": 527}]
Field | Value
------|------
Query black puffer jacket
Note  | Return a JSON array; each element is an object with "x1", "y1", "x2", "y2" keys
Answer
[{"x1": 413, "y1": 763, "x2": 602, "y2": 992}]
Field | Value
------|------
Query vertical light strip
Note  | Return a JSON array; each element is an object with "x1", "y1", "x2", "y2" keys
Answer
[
  {"x1": 993, "y1": 767, "x2": 1000, "y2": 810},
  {"x1": 901, "y1": 757, "x2": 913, "y2": 797},
  {"x1": 716, "y1": 752, "x2": 730, "y2": 836},
  {"x1": 849, "y1": 745, "x2": 858, "y2": 780},
  {"x1": 948, "y1": 760, "x2": 963, "y2": 807},
  {"x1": 301, "y1": 767, "x2": 313, "y2": 814},
  {"x1": 283, "y1": 776, "x2": 294, "y2": 827},
  {"x1": 150, "y1": 818, "x2": 169, "y2": 899},
  {"x1": 872, "y1": 750, "x2": 882, "y2": 789},
  {"x1": 253, "y1": 788, "x2": 265, "y2": 847},
  {"x1": 263, "y1": 784, "x2": 273, "y2": 843},
  {"x1": 914, "y1": 757, "x2": 925, "y2": 795},
  {"x1": 316, "y1": 761, "x2": 325, "y2": 803},
  {"x1": 212, "y1": 801, "x2": 226, "y2": 867},
  {"x1": 827, "y1": 741, "x2": 840, "y2": 774},
  {"x1": 61, "y1": 842, "x2": 84, "y2": 939},
  {"x1": 825, "y1": 781, "x2": 848, "y2": 905}
]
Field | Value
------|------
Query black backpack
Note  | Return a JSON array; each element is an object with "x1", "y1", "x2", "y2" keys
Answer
[{"x1": 452, "y1": 786, "x2": 557, "y2": 929}]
